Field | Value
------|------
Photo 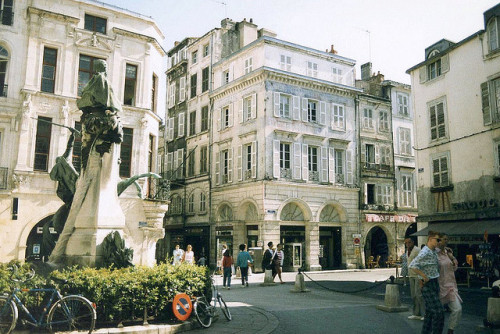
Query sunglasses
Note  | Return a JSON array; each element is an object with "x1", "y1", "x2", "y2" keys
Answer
[{"x1": 432, "y1": 237, "x2": 442, "y2": 242}]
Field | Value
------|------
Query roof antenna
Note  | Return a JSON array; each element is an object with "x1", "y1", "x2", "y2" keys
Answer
[{"x1": 210, "y1": 0, "x2": 227, "y2": 18}]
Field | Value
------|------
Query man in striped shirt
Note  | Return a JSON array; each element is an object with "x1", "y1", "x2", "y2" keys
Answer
[{"x1": 409, "y1": 230, "x2": 443, "y2": 334}]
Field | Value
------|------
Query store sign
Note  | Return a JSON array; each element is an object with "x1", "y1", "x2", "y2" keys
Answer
[
  {"x1": 365, "y1": 214, "x2": 416, "y2": 223},
  {"x1": 451, "y1": 199, "x2": 498, "y2": 211}
]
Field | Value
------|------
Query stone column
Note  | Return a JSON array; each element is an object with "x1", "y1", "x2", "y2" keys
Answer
[
  {"x1": 305, "y1": 221, "x2": 321, "y2": 271},
  {"x1": 139, "y1": 199, "x2": 168, "y2": 266}
]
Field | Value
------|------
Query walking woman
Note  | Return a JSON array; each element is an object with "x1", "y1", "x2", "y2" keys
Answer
[
  {"x1": 437, "y1": 233, "x2": 462, "y2": 334},
  {"x1": 409, "y1": 231, "x2": 444, "y2": 334},
  {"x1": 222, "y1": 249, "x2": 233, "y2": 289}
]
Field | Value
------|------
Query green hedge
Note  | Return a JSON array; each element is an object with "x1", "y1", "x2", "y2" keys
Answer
[{"x1": 0, "y1": 261, "x2": 210, "y2": 325}]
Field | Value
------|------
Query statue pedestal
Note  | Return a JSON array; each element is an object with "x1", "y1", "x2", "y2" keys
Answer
[{"x1": 137, "y1": 200, "x2": 168, "y2": 266}]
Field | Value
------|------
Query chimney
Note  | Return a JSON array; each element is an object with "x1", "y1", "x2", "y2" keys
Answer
[
  {"x1": 329, "y1": 44, "x2": 338, "y2": 54},
  {"x1": 174, "y1": 41, "x2": 180, "y2": 47},
  {"x1": 361, "y1": 62, "x2": 372, "y2": 81}
]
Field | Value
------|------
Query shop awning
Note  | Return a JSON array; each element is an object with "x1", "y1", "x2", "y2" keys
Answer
[{"x1": 412, "y1": 220, "x2": 500, "y2": 236}]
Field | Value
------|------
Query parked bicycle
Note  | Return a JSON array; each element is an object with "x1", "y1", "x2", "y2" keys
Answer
[
  {"x1": 0, "y1": 265, "x2": 97, "y2": 333},
  {"x1": 193, "y1": 271, "x2": 231, "y2": 328}
]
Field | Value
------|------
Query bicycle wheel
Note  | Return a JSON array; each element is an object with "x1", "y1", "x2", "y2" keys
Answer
[
  {"x1": 47, "y1": 295, "x2": 96, "y2": 333},
  {"x1": 193, "y1": 300, "x2": 212, "y2": 328},
  {"x1": 218, "y1": 296, "x2": 231, "y2": 321},
  {"x1": 0, "y1": 297, "x2": 17, "y2": 334}
]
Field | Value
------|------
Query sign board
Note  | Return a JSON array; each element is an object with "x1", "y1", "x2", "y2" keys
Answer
[
  {"x1": 172, "y1": 293, "x2": 192, "y2": 321},
  {"x1": 353, "y1": 237, "x2": 361, "y2": 246},
  {"x1": 33, "y1": 244, "x2": 40, "y2": 254},
  {"x1": 352, "y1": 234, "x2": 361, "y2": 239},
  {"x1": 138, "y1": 221, "x2": 148, "y2": 227}
]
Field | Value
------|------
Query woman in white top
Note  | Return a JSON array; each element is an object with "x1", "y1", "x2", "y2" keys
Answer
[{"x1": 183, "y1": 244, "x2": 195, "y2": 264}]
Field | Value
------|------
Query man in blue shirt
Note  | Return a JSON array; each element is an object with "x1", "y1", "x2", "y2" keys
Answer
[
  {"x1": 236, "y1": 244, "x2": 253, "y2": 287},
  {"x1": 409, "y1": 230, "x2": 443, "y2": 334}
]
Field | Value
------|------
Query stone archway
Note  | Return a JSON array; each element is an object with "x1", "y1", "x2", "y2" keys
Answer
[
  {"x1": 365, "y1": 226, "x2": 389, "y2": 267},
  {"x1": 25, "y1": 215, "x2": 57, "y2": 262},
  {"x1": 318, "y1": 204, "x2": 343, "y2": 269}
]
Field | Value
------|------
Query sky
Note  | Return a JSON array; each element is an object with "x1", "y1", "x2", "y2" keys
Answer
[{"x1": 98, "y1": 0, "x2": 499, "y2": 84}]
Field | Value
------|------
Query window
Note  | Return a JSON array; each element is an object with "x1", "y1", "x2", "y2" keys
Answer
[
  {"x1": 202, "y1": 67, "x2": 209, "y2": 92},
  {"x1": 41, "y1": 47, "x2": 57, "y2": 93},
  {"x1": 488, "y1": 18, "x2": 499, "y2": 52},
  {"x1": 429, "y1": 99, "x2": 446, "y2": 140},
  {"x1": 221, "y1": 149, "x2": 229, "y2": 184},
  {"x1": 242, "y1": 143, "x2": 255, "y2": 180},
  {"x1": 367, "y1": 184, "x2": 376, "y2": 204},
  {"x1": 376, "y1": 185, "x2": 392, "y2": 205},
  {"x1": 167, "y1": 82, "x2": 175, "y2": 108},
  {"x1": 201, "y1": 105, "x2": 208, "y2": 131},
  {"x1": 332, "y1": 66, "x2": 342, "y2": 83},
  {"x1": 363, "y1": 108, "x2": 374, "y2": 129},
  {"x1": 123, "y1": 64, "x2": 137, "y2": 106},
  {"x1": 179, "y1": 77, "x2": 185, "y2": 103},
  {"x1": 188, "y1": 151, "x2": 195, "y2": 177},
  {"x1": 222, "y1": 70, "x2": 229, "y2": 84},
  {"x1": 432, "y1": 155, "x2": 449, "y2": 187},
  {"x1": 189, "y1": 111, "x2": 196, "y2": 136},
  {"x1": 380, "y1": 146, "x2": 391, "y2": 166},
  {"x1": 34, "y1": 116, "x2": 52, "y2": 172},
  {"x1": 200, "y1": 146, "x2": 208, "y2": 173},
  {"x1": 192, "y1": 50, "x2": 198, "y2": 64},
  {"x1": 308, "y1": 146, "x2": 318, "y2": 181},
  {"x1": 178, "y1": 112, "x2": 185, "y2": 137},
  {"x1": 399, "y1": 128, "x2": 411, "y2": 155},
  {"x1": 244, "y1": 57, "x2": 253, "y2": 74},
  {"x1": 331, "y1": 104, "x2": 345, "y2": 129},
  {"x1": 1, "y1": 0, "x2": 13, "y2": 26},
  {"x1": 401, "y1": 174, "x2": 413, "y2": 207},
  {"x1": 222, "y1": 105, "x2": 230, "y2": 130},
  {"x1": 280, "y1": 55, "x2": 291, "y2": 71},
  {"x1": 243, "y1": 96, "x2": 253, "y2": 122},
  {"x1": 78, "y1": 55, "x2": 103, "y2": 96},
  {"x1": 151, "y1": 74, "x2": 157, "y2": 113},
  {"x1": 280, "y1": 143, "x2": 291, "y2": 170},
  {"x1": 280, "y1": 94, "x2": 290, "y2": 118},
  {"x1": 379, "y1": 110, "x2": 389, "y2": 132},
  {"x1": 0, "y1": 46, "x2": 7, "y2": 97},
  {"x1": 307, "y1": 100, "x2": 317, "y2": 123},
  {"x1": 84, "y1": 14, "x2": 106, "y2": 34},
  {"x1": 203, "y1": 44, "x2": 209, "y2": 57},
  {"x1": 187, "y1": 193, "x2": 195, "y2": 213},
  {"x1": 335, "y1": 149, "x2": 344, "y2": 183},
  {"x1": 120, "y1": 128, "x2": 133, "y2": 177},
  {"x1": 307, "y1": 61, "x2": 318, "y2": 77},
  {"x1": 397, "y1": 93, "x2": 409, "y2": 116},
  {"x1": 173, "y1": 148, "x2": 184, "y2": 179},
  {"x1": 427, "y1": 58, "x2": 441, "y2": 80},
  {"x1": 170, "y1": 196, "x2": 182, "y2": 214},
  {"x1": 190, "y1": 73, "x2": 197, "y2": 98},
  {"x1": 365, "y1": 144, "x2": 375, "y2": 166},
  {"x1": 482, "y1": 78, "x2": 500, "y2": 125},
  {"x1": 200, "y1": 192, "x2": 206, "y2": 212}
]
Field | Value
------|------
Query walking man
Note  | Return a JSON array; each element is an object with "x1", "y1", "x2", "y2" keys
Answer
[{"x1": 406, "y1": 238, "x2": 425, "y2": 320}]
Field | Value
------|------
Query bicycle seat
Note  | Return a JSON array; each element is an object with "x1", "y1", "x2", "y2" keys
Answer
[{"x1": 52, "y1": 277, "x2": 68, "y2": 285}]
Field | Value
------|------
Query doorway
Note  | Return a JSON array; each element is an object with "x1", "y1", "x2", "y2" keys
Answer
[{"x1": 319, "y1": 227, "x2": 342, "y2": 269}]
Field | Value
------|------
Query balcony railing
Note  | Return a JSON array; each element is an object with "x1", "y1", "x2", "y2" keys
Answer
[
  {"x1": 0, "y1": 167, "x2": 8, "y2": 190},
  {"x1": 364, "y1": 162, "x2": 391, "y2": 171},
  {"x1": 1, "y1": 10, "x2": 13, "y2": 26},
  {"x1": 309, "y1": 171, "x2": 319, "y2": 182},
  {"x1": 244, "y1": 169, "x2": 252, "y2": 180},
  {"x1": 280, "y1": 168, "x2": 292, "y2": 179},
  {"x1": 335, "y1": 173, "x2": 345, "y2": 184},
  {"x1": 146, "y1": 177, "x2": 170, "y2": 201},
  {"x1": 0, "y1": 84, "x2": 7, "y2": 97}
]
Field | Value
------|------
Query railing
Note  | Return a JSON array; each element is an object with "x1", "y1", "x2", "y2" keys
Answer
[
  {"x1": 0, "y1": 84, "x2": 7, "y2": 97},
  {"x1": 146, "y1": 177, "x2": 170, "y2": 201},
  {"x1": 309, "y1": 171, "x2": 319, "y2": 182},
  {"x1": 0, "y1": 167, "x2": 8, "y2": 189},
  {"x1": 280, "y1": 168, "x2": 292, "y2": 179},
  {"x1": 244, "y1": 169, "x2": 252, "y2": 180},
  {"x1": 364, "y1": 162, "x2": 391, "y2": 171},
  {"x1": 335, "y1": 173, "x2": 344, "y2": 184},
  {"x1": 1, "y1": 10, "x2": 13, "y2": 26}
]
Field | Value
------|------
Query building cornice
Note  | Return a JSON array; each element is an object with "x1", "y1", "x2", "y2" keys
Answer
[
  {"x1": 113, "y1": 27, "x2": 166, "y2": 56},
  {"x1": 27, "y1": 6, "x2": 80, "y2": 23}
]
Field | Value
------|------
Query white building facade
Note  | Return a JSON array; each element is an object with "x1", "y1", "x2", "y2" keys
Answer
[{"x1": 0, "y1": 0, "x2": 166, "y2": 263}]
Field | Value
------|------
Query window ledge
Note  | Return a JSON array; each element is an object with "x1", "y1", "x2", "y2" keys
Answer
[{"x1": 430, "y1": 184, "x2": 454, "y2": 193}]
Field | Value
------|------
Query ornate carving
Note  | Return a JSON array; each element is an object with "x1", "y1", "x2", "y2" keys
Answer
[{"x1": 11, "y1": 173, "x2": 28, "y2": 189}]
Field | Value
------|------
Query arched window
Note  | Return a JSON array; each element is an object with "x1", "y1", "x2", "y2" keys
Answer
[
  {"x1": 488, "y1": 17, "x2": 499, "y2": 52},
  {"x1": 0, "y1": 45, "x2": 8, "y2": 97},
  {"x1": 280, "y1": 202, "x2": 304, "y2": 221}
]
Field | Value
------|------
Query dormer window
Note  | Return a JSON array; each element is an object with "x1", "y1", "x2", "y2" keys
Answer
[
  {"x1": 84, "y1": 14, "x2": 106, "y2": 34},
  {"x1": 427, "y1": 58, "x2": 441, "y2": 80},
  {"x1": 488, "y1": 17, "x2": 499, "y2": 52}
]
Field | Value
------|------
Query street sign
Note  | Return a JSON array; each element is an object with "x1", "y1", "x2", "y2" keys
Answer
[
  {"x1": 353, "y1": 237, "x2": 361, "y2": 246},
  {"x1": 172, "y1": 293, "x2": 192, "y2": 321}
]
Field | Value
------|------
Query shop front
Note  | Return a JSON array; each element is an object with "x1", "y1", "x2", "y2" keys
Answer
[
  {"x1": 319, "y1": 226, "x2": 342, "y2": 269},
  {"x1": 280, "y1": 225, "x2": 305, "y2": 271},
  {"x1": 159, "y1": 225, "x2": 210, "y2": 265}
]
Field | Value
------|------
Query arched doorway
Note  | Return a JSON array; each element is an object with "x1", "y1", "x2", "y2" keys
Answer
[
  {"x1": 280, "y1": 202, "x2": 306, "y2": 271},
  {"x1": 25, "y1": 215, "x2": 57, "y2": 262},
  {"x1": 405, "y1": 223, "x2": 417, "y2": 239},
  {"x1": 365, "y1": 226, "x2": 389, "y2": 267},
  {"x1": 319, "y1": 205, "x2": 342, "y2": 269}
]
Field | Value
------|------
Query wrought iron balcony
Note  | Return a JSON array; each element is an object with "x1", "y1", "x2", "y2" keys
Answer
[
  {"x1": 146, "y1": 177, "x2": 170, "y2": 201},
  {"x1": 0, "y1": 167, "x2": 8, "y2": 190}
]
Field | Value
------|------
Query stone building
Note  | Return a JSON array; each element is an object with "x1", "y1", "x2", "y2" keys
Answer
[
  {"x1": 0, "y1": 0, "x2": 166, "y2": 264},
  {"x1": 407, "y1": 3, "x2": 500, "y2": 265}
]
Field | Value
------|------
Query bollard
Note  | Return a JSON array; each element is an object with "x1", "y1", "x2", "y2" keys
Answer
[
  {"x1": 376, "y1": 276, "x2": 408, "y2": 312},
  {"x1": 290, "y1": 268, "x2": 310, "y2": 293},
  {"x1": 483, "y1": 286, "x2": 500, "y2": 333},
  {"x1": 260, "y1": 268, "x2": 276, "y2": 286}
]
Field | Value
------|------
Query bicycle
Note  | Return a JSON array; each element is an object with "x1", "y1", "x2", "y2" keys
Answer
[
  {"x1": 193, "y1": 271, "x2": 231, "y2": 328},
  {"x1": 0, "y1": 265, "x2": 97, "y2": 333}
]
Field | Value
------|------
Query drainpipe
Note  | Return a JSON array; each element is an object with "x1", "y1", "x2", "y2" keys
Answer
[
  {"x1": 388, "y1": 86, "x2": 399, "y2": 260},
  {"x1": 355, "y1": 96, "x2": 363, "y2": 268},
  {"x1": 208, "y1": 31, "x2": 215, "y2": 266}
]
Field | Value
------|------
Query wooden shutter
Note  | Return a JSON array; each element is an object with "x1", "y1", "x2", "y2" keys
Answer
[
  {"x1": 360, "y1": 142, "x2": 366, "y2": 163},
  {"x1": 375, "y1": 144, "x2": 380, "y2": 164},
  {"x1": 319, "y1": 101, "x2": 326, "y2": 125},
  {"x1": 321, "y1": 146, "x2": 328, "y2": 182},
  {"x1": 419, "y1": 66, "x2": 427, "y2": 83},
  {"x1": 302, "y1": 144, "x2": 308, "y2": 181},
  {"x1": 251, "y1": 141, "x2": 257, "y2": 178},
  {"x1": 301, "y1": 98, "x2": 308, "y2": 122},
  {"x1": 178, "y1": 112, "x2": 185, "y2": 137},
  {"x1": 179, "y1": 77, "x2": 186, "y2": 102},
  {"x1": 251, "y1": 93, "x2": 257, "y2": 119},
  {"x1": 273, "y1": 140, "x2": 280, "y2": 178},
  {"x1": 346, "y1": 150, "x2": 353, "y2": 184},
  {"x1": 166, "y1": 152, "x2": 173, "y2": 175},
  {"x1": 217, "y1": 108, "x2": 221, "y2": 131},
  {"x1": 274, "y1": 92, "x2": 281, "y2": 117},
  {"x1": 292, "y1": 96, "x2": 300, "y2": 120},
  {"x1": 173, "y1": 150, "x2": 178, "y2": 178},
  {"x1": 178, "y1": 148, "x2": 184, "y2": 178},
  {"x1": 215, "y1": 149, "x2": 220, "y2": 185},
  {"x1": 228, "y1": 103, "x2": 234, "y2": 127},
  {"x1": 239, "y1": 98, "x2": 244, "y2": 123},
  {"x1": 441, "y1": 54, "x2": 449, "y2": 73},
  {"x1": 237, "y1": 145, "x2": 242, "y2": 181},
  {"x1": 481, "y1": 82, "x2": 492, "y2": 125},
  {"x1": 228, "y1": 148, "x2": 233, "y2": 183},
  {"x1": 168, "y1": 117, "x2": 174, "y2": 141},
  {"x1": 328, "y1": 147, "x2": 335, "y2": 183},
  {"x1": 293, "y1": 142, "x2": 301, "y2": 179}
]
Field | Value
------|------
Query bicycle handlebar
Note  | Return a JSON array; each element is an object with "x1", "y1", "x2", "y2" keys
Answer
[{"x1": 8, "y1": 265, "x2": 36, "y2": 283}]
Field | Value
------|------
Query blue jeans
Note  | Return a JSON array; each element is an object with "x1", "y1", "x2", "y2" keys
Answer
[{"x1": 223, "y1": 267, "x2": 232, "y2": 287}]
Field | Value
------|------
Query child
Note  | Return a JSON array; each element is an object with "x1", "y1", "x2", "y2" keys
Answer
[{"x1": 222, "y1": 249, "x2": 233, "y2": 289}]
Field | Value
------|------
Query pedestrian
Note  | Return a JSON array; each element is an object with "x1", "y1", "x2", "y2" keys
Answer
[
  {"x1": 236, "y1": 244, "x2": 253, "y2": 287},
  {"x1": 262, "y1": 241, "x2": 277, "y2": 278},
  {"x1": 172, "y1": 244, "x2": 184, "y2": 265},
  {"x1": 183, "y1": 244, "x2": 195, "y2": 264},
  {"x1": 437, "y1": 233, "x2": 462, "y2": 334},
  {"x1": 222, "y1": 249, "x2": 233, "y2": 289},
  {"x1": 406, "y1": 237, "x2": 425, "y2": 321},
  {"x1": 274, "y1": 243, "x2": 285, "y2": 283},
  {"x1": 197, "y1": 253, "x2": 207, "y2": 266},
  {"x1": 409, "y1": 231, "x2": 444, "y2": 334}
]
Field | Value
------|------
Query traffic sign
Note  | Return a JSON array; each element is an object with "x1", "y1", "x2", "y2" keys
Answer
[
  {"x1": 353, "y1": 237, "x2": 361, "y2": 246},
  {"x1": 172, "y1": 293, "x2": 192, "y2": 321}
]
